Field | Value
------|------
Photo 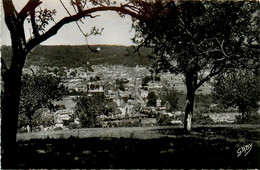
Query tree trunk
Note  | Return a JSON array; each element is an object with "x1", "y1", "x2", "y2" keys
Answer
[
  {"x1": 28, "y1": 114, "x2": 33, "y2": 133},
  {"x1": 242, "y1": 110, "x2": 245, "y2": 124},
  {"x1": 26, "y1": 124, "x2": 30, "y2": 133},
  {"x1": 1, "y1": 70, "x2": 22, "y2": 168},
  {"x1": 184, "y1": 72, "x2": 196, "y2": 132},
  {"x1": 1, "y1": 8, "x2": 29, "y2": 166},
  {"x1": 184, "y1": 88, "x2": 195, "y2": 131},
  {"x1": 26, "y1": 122, "x2": 33, "y2": 133}
]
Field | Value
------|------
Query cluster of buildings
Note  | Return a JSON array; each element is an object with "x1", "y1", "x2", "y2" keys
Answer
[{"x1": 23, "y1": 64, "x2": 212, "y2": 128}]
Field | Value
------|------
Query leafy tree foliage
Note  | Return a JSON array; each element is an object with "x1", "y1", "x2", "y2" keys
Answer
[
  {"x1": 194, "y1": 94, "x2": 213, "y2": 114},
  {"x1": 160, "y1": 87, "x2": 179, "y2": 112},
  {"x1": 115, "y1": 79, "x2": 129, "y2": 91},
  {"x1": 74, "y1": 93, "x2": 114, "y2": 127},
  {"x1": 147, "y1": 91, "x2": 157, "y2": 107},
  {"x1": 154, "y1": 76, "x2": 161, "y2": 81},
  {"x1": 141, "y1": 76, "x2": 151, "y2": 87},
  {"x1": 94, "y1": 76, "x2": 101, "y2": 81},
  {"x1": 133, "y1": 1, "x2": 259, "y2": 130},
  {"x1": 90, "y1": 75, "x2": 101, "y2": 82},
  {"x1": 19, "y1": 73, "x2": 67, "y2": 132},
  {"x1": 70, "y1": 71, "x2": 76, "y2": 77},
  {"x1": 213, "y1": 70, "x2": 260, "y2": 123},
  {"x1": 18, "y1": 109, "x2": 56, "y2": 132}
]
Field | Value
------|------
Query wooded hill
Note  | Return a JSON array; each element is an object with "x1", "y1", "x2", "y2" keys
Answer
[{"x1": 1, "y1": 45, "x2": 153, "y2": 68}]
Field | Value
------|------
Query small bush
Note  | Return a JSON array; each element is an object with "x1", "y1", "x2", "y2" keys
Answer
[
  {"x1": 175, "y1": 113, "x2": 214, "y2": 125},
  {"x1": 141, "y1": 110, "x2": 156, "y2": 118},
  {"x1": 53, "y1": 127, "x2": 63, "y2": 131},
  {"x1": 192, "y1": 114, "x2": 214, "y2": 125},
  {"x1": 17, "y1": 127, "x2": 28, "y2": 133},
  {"x1": 146, "y1": 112, "x2": 156, "y2": 118},
  {"x1": 63, "y1": 118, "x2": 74, "y2": 127},
  {"x1": 68, "y1": 122, "x2": 80, "y2": 129},
  {"x1": 157, "y1": 114, "x2": 173, "y2": 126}
]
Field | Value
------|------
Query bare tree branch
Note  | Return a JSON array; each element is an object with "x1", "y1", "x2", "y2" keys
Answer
[
  {"x1": 26, "y1": 5, "x2": 141, "y2": 51},
  {"x1": 19, "y1": 0, "x2": 42, "y2": 21},
  {"x1": 30, "y1": 9, "x2": 40, "y2": 38},
  {"x1": 59, "y1": 0, "x2": 98, "y2": 52},
  {"x1": 178, "y1": 15, "x2": 194, "y2": 39},
  {"x1": 199, "y1": 49, "x2": 222, "y2": 55},
  {"x1": 75, "y1": 0, "x2": 83, "y2": 13},
  {"x1": 195, "y1": 65, "x2": 225, "y2": 90},
  {"x1": 59, "y1": 0, "x2": 72, "y2": 16},
  {"x1": 216, "y1": 38, "x2": 228, "y2": 57}
]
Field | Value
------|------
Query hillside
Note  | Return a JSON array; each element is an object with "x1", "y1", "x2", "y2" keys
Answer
[{"x1": 1, "y1": 45, "x2": 154, "y2": 68}]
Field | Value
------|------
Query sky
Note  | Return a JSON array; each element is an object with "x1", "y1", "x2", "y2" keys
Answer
[{"x1": 1, "y1": 0, "x2": 136, "y2": 46}]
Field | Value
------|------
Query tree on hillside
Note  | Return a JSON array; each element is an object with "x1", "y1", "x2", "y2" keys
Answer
[
  {"x1": 160, "y1": 87, "x2": 179, "y2": 112},
  {"x1": 154, "y1": 76, "x2": 161, "y2": 81},
  {"x1": 133, "y1": 1, "x2": 259, "y2": 131},
  {"x1": 90, "y1": 75, "x2": 101, "y2": 82},
  {"x1": 70, "y1": 71, "x2": 76, "y2": 77},
  {"x1": 19, "y1": 73, "x2": 67, "y2": 132},
  {"x1": 116, "y1": 79, "x2": 129, "y2": 91},
  {"x1": 74, "y1": 93, "x2": 114, "y2": 127},
  {"x1": 141, "y1": 76, "x2": 151, "y2": 87},
  {"x1": 212, "y1": 70, "x2": 260, "y2": 124},
  {"x1": 1, "y1": 0, "x2": 143, "y2": 167},
  {"x1": 147, "y1": 91, "x2": 157, "y2": 107},
  {"x1": 18, "y1": 108, "x2": 57, "y2": 132}
]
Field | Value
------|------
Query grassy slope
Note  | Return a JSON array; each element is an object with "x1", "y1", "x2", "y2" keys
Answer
[{"x1": 16, "y1": 125, "x2": 260, "y2": 168}]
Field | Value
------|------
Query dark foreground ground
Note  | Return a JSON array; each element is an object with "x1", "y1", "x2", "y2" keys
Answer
[{"x1": 17, "y1": 125, "x2": 260, "y2": 168}]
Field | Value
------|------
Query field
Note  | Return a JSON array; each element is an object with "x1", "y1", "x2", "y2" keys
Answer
[{"x1": 17, "y1": 124, "x2": 260, "y2": 168}]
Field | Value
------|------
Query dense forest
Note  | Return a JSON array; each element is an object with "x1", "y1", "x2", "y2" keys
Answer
[{"x1": 1, "y1": 45, "x2": 153, "y2": 68}]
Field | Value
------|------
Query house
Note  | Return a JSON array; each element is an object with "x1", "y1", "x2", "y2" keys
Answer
[
  {"x1": 113, "y1": 90, "x2": 134, "y2": 116},
  {"x1": 156, "y1": 98, "x2": 162, "y2": 107},
  {"x1": 87, "y1": 82, "x2": 104, "y2": 93},
  {"x1": 141, "y1": 90, "x2": 149, "y2": 99}
]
